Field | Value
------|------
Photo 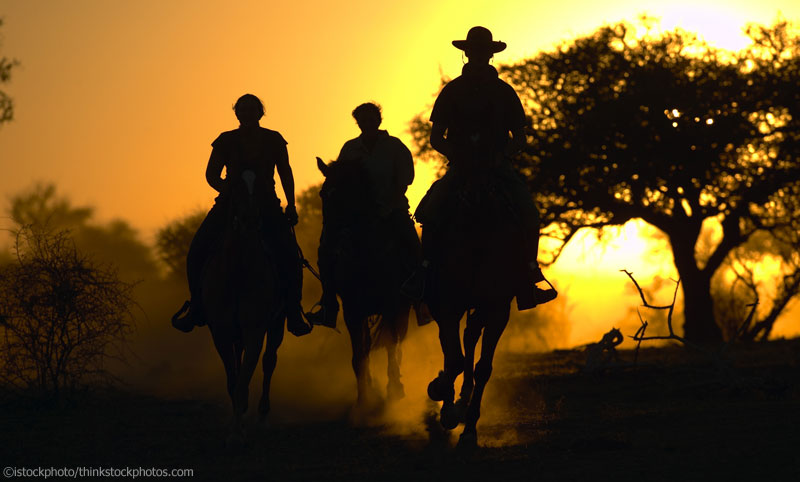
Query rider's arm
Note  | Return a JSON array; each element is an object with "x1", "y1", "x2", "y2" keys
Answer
[
  {"x1": 396, "y1": 141, "x2": 414, "y2": 192},
  {"x1": 205, "y1": 147, "x2": 227, "y2": 193},
  {"x1": 430, "y1": 122, "x2": 453, "y2": 160},
  {"x1": 275, "y1": 143, "x2": 295, "y2": 208},
  {"x1": 503, "y1": 85, "x2": 528, "y2": 159}
]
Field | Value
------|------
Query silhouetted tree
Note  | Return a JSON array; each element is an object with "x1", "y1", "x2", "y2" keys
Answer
[
  {"x1": 711, "y1": 228, "x2": 800, "y2": 342},
  {"x1": 0, "y1": 18, "x2": 18, "y2": 125},
  {"x1": 9, "y1": 183, "x2": 159, "y2": 282},
  {"x1": 10, "y1": 183, "x2": 93, "y2": 229},
  {"x1": 294, "y1": 182, "x2": 323, "y2": 250},
  {"x1": 296, "y1": 182, "x2": 323, "y2": 227},
  {"x1": 411, "y1": 19, "x2": 800, "y2": 343},
  {"x1": 0, "y1": 227, "x2": 135, "y2": 399},
  {"x1": 154, "y1": 210, "x2": 205, "y2": 279}
]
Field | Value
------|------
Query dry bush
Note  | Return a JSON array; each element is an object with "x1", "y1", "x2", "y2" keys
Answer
[{"x1": 0, "y1": 227, "x2": 135, "y2": 400}]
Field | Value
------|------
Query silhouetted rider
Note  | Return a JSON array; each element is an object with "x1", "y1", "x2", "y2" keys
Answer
[
  {"x1": 415, "y1": 26, "x2": 556, "y2": 309},
  {"x1": 172, "y1": 94, "x2": 311, "y2": 336},
  {"x1": 306, "y1": 102, "x2": 425, "y2": 328}
]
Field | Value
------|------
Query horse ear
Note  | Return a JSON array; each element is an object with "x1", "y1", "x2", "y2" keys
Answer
[{"x1": 316, "y1": 157, "x2": 328, "y2": 176}]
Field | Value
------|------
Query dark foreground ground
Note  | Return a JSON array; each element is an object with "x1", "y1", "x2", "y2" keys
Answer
[{"x1": 2, "y1": 340, "x2": 800, "y2": 481}]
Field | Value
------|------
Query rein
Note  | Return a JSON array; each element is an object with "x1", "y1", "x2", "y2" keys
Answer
[{"x1": 292, "y1": 226, "x2": 321, "y2": 281}]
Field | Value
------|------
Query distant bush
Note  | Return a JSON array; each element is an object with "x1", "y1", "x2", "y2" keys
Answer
[
  {"x1": 155, "y1": 210, "x2": 205, "y2": 279},
  {"x1": 0, "y1": 227, "x2": 135, "y2": 400}
]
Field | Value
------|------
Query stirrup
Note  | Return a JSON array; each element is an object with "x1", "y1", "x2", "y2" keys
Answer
[
  {"x1": 530, "y1": 264, "x2": 546, "y2": 283},
  {"x1": 171, "y1": 301, "x2": 195, "y2": 333},
  {"x1": 401, "y1": 269, "x2": 426, "y2": 303},
  {"x1": 414, "y1": 302, "x2": 434, "y2": 327},
  {"x1": 287, "y1": 311, "x2": 313, "y2": 337},
  {"x1": 304, "y1": 301, "x2": 339, "y2": 332},
  {"x1": 516, "y1": 277, "x2": 558, "y2": 311}
]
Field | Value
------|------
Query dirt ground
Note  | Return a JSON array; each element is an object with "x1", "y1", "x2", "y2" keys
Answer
[{"x1": 2, "y1": 340, "x2": 800, "y2": 481}]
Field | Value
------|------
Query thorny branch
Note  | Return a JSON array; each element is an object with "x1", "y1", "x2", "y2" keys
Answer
[
  {"x1": 620, "y1": 269, "x2": 699, "y2": 350},
  {"x1": 622, "y1": 270, "x2": 759, "y2": 363}
]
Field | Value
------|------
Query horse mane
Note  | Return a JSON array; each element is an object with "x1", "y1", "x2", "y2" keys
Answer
[
  {"x1": 320, "y1": 158, "x2": 367, "y2": 193},
  {"x1": 320, "y1": 159, "x2": 375, "y2": 229}
]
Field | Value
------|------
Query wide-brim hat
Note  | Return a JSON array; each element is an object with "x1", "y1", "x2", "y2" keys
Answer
[{"x1": 452, "y1": 26, "x2": 506, "y2": 53}]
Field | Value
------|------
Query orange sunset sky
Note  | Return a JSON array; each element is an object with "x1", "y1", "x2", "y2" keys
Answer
[{"x1": 1, "y1": 0, "x2": 799, "y2": 344}]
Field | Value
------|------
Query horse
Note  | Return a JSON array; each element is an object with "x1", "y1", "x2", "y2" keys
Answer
[
  {"x1": 419, "y1": 164, "x2": 531, "y2": 450},
  {"x1": 202, "y1": 170, "x2": 286, "y2": 445},
  {"x1": 316, "y1": 157, "x2": 410, "y2": 411}
]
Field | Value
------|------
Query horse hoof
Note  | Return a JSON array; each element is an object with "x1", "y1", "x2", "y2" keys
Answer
[
  {"x1": 457, "y1": 430, "x2": 478, "y2": 453},
  {"x1": 257, "y1": 413, "x2": 270, "y2": 430},
  {"x1": 258, "y1": 399, "x2": 270, "y2": 418},
  {"x1": 387, "y1": 383, "x2": 405, "y2": 402},
  {"x1": 440, "y1": 403, "x2": 460, "y2": 430},
  {"x1": 453, "y1": 398, "x2": 468, "y2": 421},
  {"x1": 427, "y1": 379, "x2": 443, "y2": 401},
  {"x1": 355, "y1": 388, "x2": 385, "y2": 418},
  {"x1": 225, "y1": 430, "x2": 245, "y2": 450},
  {"x1": 427, "y1": 372, "x2": 453, "y2": 402}
]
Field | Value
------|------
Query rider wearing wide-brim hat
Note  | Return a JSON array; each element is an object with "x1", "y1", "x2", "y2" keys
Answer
[
  {"x1": 413, "y1": 26, "x2": 556, "y2": 310},
  {"x1": 451, "y1": 25, "x2": 508, "y2": 53}
]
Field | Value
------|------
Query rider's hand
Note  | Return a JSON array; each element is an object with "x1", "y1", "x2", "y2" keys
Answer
[{"x1": 285, "y1": 204, "x2": 299, "y2": 226}]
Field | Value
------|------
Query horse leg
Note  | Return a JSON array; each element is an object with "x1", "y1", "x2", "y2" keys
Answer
[
  {"x1": 386, "y1": 309, "x2": 408, "y2": 402},
  {"x1": 456, "y1": 309, "x2": 483, "y2": 424},
  {"x1": 258, "y1": 317, "x2": 285, "y2": 426},
  {"x1": 228, "y1": 326, "x2": 266, "y2": 445},
  {"x1": 345, "y1": 312, "x2": 373, "y2": 410},
  {"x1": 459, "y1": 304, "x2": 510, "y2": 450},
  {"x1": 428, "y1": 309, "x2": 465, "y2": 430},
  {"x1": 209, "y1": 324, "x2": 238, "y2": 402}
]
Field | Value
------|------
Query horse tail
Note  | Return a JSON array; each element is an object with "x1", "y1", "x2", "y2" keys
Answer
[
  {"x1": 365, "y1": 314, "x2": 383, "y2": 352},
  {"x1": 369, "y1": 310, "x2": 408, "y2": 350}
]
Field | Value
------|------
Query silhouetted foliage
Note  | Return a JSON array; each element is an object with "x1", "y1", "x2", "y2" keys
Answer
[
  {"x1": 8, "y1": 183, "x2": 159, "y2": 282},
  {"x1": 154, "y1": 210, "x2": 205, "y2": 279},
  {"x1": 0, "y1": 18, "x2": 18, "y2": 125},
  {"x1": 0, "y1": 227, "x2": 135, "y2": 399},
  {"x1": 412, "y1": 18, "x2": 800, "y2": 343},
  {"x1": 10, "y1": 183, "x2": 93, "y2": 230},
  {"x1": 294, "y1": 182, "x2": 324, "y2": 263},
  {"x1": 296, "y1": 182, "x2": 323, "y2": 228},
  {"x1": 410, "y1": 78, "x2": 450, "y2": 176},
  {"x1": 711, "y1": 228, "x2": 800, "y2": 342}
]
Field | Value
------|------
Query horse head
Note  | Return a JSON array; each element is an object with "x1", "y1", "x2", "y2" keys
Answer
[{"x1": 317, "y1": 157, "x2": 374, "y2": 229}]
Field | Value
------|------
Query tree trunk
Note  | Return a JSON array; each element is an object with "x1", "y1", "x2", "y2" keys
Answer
[
  {"x1": 670, "y1": 232, "x2": 723, "y2": 344},
  {"x1": 680, "y1": 275, "x2": 723, "y2": 343}
]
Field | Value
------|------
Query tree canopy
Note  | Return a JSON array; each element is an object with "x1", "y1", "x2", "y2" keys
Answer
[
  {"x1": 0, "y1": 18, "x2": 18, "y2": 125},
  {"x1": 8, "y1": 183, "x2": 159, "y2": 282}
]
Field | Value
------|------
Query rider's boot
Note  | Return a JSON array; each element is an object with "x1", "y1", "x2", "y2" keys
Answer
[
  {"x1": 285, "y1": 259, "x2": 312, "y2": 337},
  {"x1": 172, "y1": 219, "x2": 213, "y2": 333},
  {"x1": 305, "y1": 291, "x2": 339, "y2": 329},
  {"x1": 516, "y1": 262, "x2": 558, "y2": 311},
  {"x1": 171, "y1": 294, "x2": 208, "y2": 332},
  {"x1": 401, "y1": 260, "x2": 429, "y2": 303},
  {"x1": 287, "y1": 303, "x2": 313, "y2": 336},
  {"x1": 414, "y1": 301, "x2": 434, "y2": 326},
  {"x1": 172, "y1": 301, "x2": 199, "y2": 333}
]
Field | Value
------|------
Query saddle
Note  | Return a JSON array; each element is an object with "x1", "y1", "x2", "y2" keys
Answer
[{"x1": 416, "y1": 170, "x2": 516, "y2": 228}]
